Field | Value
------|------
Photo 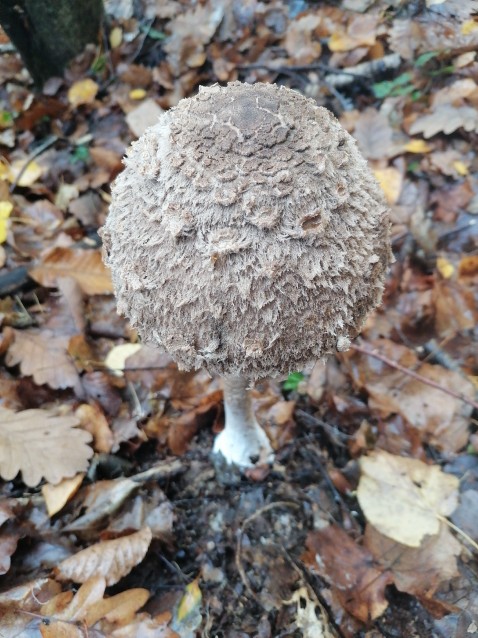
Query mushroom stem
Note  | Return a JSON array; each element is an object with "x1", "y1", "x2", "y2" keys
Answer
[{"x1": 213, "y1": 375, "x2": 274, "y2": 468}]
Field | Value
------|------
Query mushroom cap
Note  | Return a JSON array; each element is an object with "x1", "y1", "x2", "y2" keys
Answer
[{"x1": 101, "y1": 82, "x2": 392, "y2": 380}]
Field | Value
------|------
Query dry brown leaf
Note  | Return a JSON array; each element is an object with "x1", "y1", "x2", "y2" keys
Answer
[
  {"x1": 55, "y1": 527, "x2": 152, "y2": 585},
  {"x1": 0, "y1": 408, "x2": 92, "y2": 487},
  {"x1": 109, "y1": 612, "x2": 179, "y2": 637},
  {"x1": 125, "y1": 99, "x2": 164, "y2": 137},
  {"x1": 364, "y1": 523, "x2": 461, "y2": 597},
  {"x1": 30, "y1": 247, "x2": 113, "y2": 295},
  {"x1": 343, "y1": 338, "x2": 475, "y2": 452},
  {"x1": 329, "y1": 13, "x2": 378, "y2": 52},
  {"x1": 85, "y1": 586, "x2": 150, "y2": 626},
  {"x1": 352, "y1": 108, "x2": 405, "y2": 160},
  {"x1": 42, "y1": 474, "x2": 85, "y2": 517},
  {"x1": 6, "y1": 329, "x2": 82, "y2": 392},
  {"x1": 284, "y1": 15, "x2": 322, "y2": 64},
  {"x1": 75, "y1": 403, "x2": 114, "y2": 454},
  {"x1": 303, "y1": 525, "x2": 393, "y2": 622},
  {"x1": 164, "y1": 3, "x2": 224, "y2": 75},
  {"x1": 357, "y1": 451, "x2": 459, "y2": 547},
  {"x1": 0, "y1": 532, "x2": 19, "y2": 575},
  {"x1": 409, "y1": 105, "x2": 478, "y2": 138}
]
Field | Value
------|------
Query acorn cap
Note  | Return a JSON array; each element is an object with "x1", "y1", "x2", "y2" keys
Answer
[{"x1": 101, "y1": 82, "x2": 392, "y2": 380}]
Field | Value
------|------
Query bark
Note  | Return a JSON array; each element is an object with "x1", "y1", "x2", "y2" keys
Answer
[{"x1": 0, "y1": 0, "x2": 104, "y2": 87}]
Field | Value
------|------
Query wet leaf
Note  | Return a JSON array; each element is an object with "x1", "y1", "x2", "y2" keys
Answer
[
  {"x1": 55, "y1": 527, "x2": 152, "y2": 585},
  {"x1": 357, "y1": 450, "x2": 459, "y2": 547},
  {"x1": 0, "y1": 408, "x2": 92, "y2": 487}
]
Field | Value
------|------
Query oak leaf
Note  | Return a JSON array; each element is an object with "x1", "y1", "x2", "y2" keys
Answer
[
  {"x1": 6, "y1": 329, "x2": 82, "y2": 392},
  {"x1": 55, "y1": 527, "x2": 152, "y2": 585},
  {"x1": 30, "y1": 247, "x2": 113, "y2": 295},
  {"x1": 0, "y1": 408, "x2": 93, "y2": 487},
  {"x1": 357, "y1": 451, "x2": 459, "y2": 547}
]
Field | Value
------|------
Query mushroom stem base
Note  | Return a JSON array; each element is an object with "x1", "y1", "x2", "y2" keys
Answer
[{"x1": 213, "y1": 375, "x2": 274, "y2": 468}]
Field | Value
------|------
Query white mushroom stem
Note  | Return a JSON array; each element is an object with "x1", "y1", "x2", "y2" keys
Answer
[{"x1": 213, "y1": 375, "x2": 274, "y2": 468}]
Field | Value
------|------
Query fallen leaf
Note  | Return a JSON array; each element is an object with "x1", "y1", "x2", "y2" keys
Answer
[
  {"x1": 0, "y1": 532, "x2": 19, "y2": 575},
  {"x1": 171, "y1": 578, "x2": 203, "y2": 636},
  {"x1": 129, "y1": 88, "x2": 147, "y2": 100},
  {"x1": 42, "y1": 474, "x2": 85, "y2": 517},
  {"x1": 284, "y1": 14, "x2": 322, "y2": 64},
  {"x1": 125, "y1": 98, "x2": 164, "y2": 137},
  {"x1": 75, "y1": 403, "x2": 114, "y2": 454},
  {"x1": 404, "y1": 139, "x2": 433, "y2": 153},
  {"x1": 303, "y1": 525, "x2": 393, "y2": 622},
  {"x1": 6, "y1": 329, "x2": 82, "y2": 392},
  {"x1": 30, "y1": 247, "x2": 113, "y2": 295},
  {"x1": 109, "y1": 26, "x2": 123, "y2": 49},
  {"x1": 364, "y1": 523, "x2": 461, "y2": 597},
  {"x1": 105, "y1": 343, "x2": 143, "y2": 375},
  {"x1": 329, "y1": 14, "x2": 378, "y2": 51},
  {"x1": 343, "y1": 339, "x2": 475, "y2": 452},
  {"x1": 436, "y1": 256, "x2": 455, "y2": 279},
  {"x1": 0, "y1": 408, "x2": 92, "y2": 487},
  {"x1": 357, "y1": 450, "x2": 459, "y2": 547},
  {"x1": 0, "y1": 200, "x2": 13, "y2": 243},
  {"x1": 2, "y1": 158, "x2": 44, "y2": 187},
  {"x1": 285, "y1": 587, "x2": 333, "y2": 638},
  {"x1": 55, "y1": 527, "x2": 152, "y2": 585},
  {"x1": 373, "y1": 167, "x2": 403, "y2": 204},
  {"x1": 67, "y1": 79, "x2": 99, "y2": 107}
]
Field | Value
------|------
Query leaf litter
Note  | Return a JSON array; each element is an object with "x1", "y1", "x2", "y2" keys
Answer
[{"x1": 0, "y1": 0, "x2": 478, "y2": 636}]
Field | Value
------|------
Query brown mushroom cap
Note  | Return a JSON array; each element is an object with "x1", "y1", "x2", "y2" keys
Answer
[{"x1": 101, "y1": 82, "x2": 392, "y2": 380}]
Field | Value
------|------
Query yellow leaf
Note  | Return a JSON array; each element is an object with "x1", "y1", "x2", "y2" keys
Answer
[
  {"x1": 105, "y1": 343, "x2": 142, "y2": 375},
  {"x1": 461, "y1": 19, "x2": 478, "y2": 35},
  {"x1": 357, "y1": 450, "x2": 459, "y2": 547},
  {"x1": 8, "y1": 159, "x2": 43, "y2": 187},
  {"x1": 0, "y1": 200, "x2": 13, "y2": 243},
  {"x1": 42, "y1": 474, "x2": 84, "y2": 517},
  {"x1": 452, "y1": 160, "x2": 468, "y2": 176},
  {"x1": 436, "y1": 256, "x2": 455, "y2": 279},
  {"x1": 329, "y1": 32, "x2": 355, "y2": 52},
  {"x1": 404, "y1": 139, "x2": 432, "y2": 154},
  {"x1": 176, "y1": 578, "x2": 202, "y2": 623},
  {"x1": 109, "y1": 26, "x2": 123, "y2": 49},
  {"x1": 373, "y1": 167, "x2": 403, "y2": 205},
  {"x1": 68, "y1": 79, "x2": 99, "y2": 107},
  {"x1": 129, "y1": 88, "x2": 147, "y2": 100}
]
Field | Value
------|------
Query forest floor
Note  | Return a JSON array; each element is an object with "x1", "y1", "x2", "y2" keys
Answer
[{"x1": 0, "y1": 1, "x2": 478, "y2": 637}]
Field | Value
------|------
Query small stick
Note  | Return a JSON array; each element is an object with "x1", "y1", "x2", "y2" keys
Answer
[
  {"x1": 349, "y1": 342, "x2": 478, "y2": 412},
  {"x1": 235, "y1": 501, "x2": 300, "y2": 601}
]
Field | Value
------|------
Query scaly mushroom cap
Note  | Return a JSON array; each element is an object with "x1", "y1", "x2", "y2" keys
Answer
[{"x1": 101, "y1": 82, "x2": 392, "y2": 380}]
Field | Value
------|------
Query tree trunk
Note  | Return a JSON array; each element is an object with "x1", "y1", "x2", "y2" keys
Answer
[{"x1": 0, "y1": 0, "x2": 104, "y2": 88}]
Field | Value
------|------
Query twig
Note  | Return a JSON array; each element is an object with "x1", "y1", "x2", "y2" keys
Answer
[
  {"x1": 324, "y1": 53, "x2": 402, "y2": 87},
  {"x1": 235, "y1": 500, "x2": 300, "y2": 602},
  {"x1": 349, "y1": 342, "x2": 478, "y2": 411}
]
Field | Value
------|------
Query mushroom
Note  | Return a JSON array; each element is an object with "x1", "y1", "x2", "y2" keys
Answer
[{"x1": 101, "y1": 82, "x2": 392, "y2": 468}]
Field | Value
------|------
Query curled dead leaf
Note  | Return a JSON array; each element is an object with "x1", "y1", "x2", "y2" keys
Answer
[{"x1": 55, "y1": 527, "x2": 152, "y2": 585}]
